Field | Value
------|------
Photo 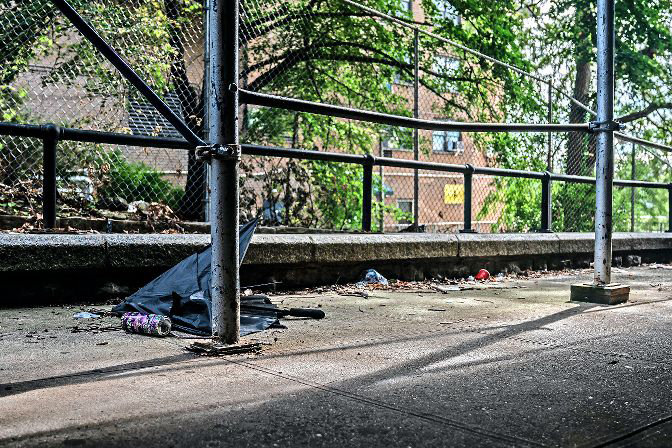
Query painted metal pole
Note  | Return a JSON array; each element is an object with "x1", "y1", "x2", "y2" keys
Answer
[
  {"x1": 413, "y1": 29, "x2": 420, "y2": 229},
  {"x1": 362, "y1": 156, "x2": 373, "y2": 231},
  {"x1": 460, "y1": 164, "x2": 475, "y2": 233},
  {"x1": 203, "y1": 0, "x2": 212, "y2": 222},
  {"x1": 541, "y1": 171, "x2": 552, "y2": 232},
  {"x1": 378, "y1": 138, "x2": 385, "y2": 232},
  {"x1": 594, "y1": 0, "x2": 615, "y2": 285},
  {"x1": 547, "y1": 81, "x2": 553, "y2": 171},
  {"x1": 209, "y1": 0, "x2": 240, "y2": 344},
  {"x1": 630, "y1": 142, "x2": 635, "y2": 232},
  {"x1": 668, "y1": 184, "x2": 672, "y2": 233},
  {"x1": 42, "y1": 124, "x2": 59, "y2": 229}
]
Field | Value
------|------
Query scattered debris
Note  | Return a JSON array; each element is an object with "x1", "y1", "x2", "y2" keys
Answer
[
  {"x1": 121, "y1": 312, "x2": 172, "y2": 337},
  {"x1": 432, "y1": 285, "x2": 461, "y2": 293},
  {"x1": 69, "y1": 324, "x2": 121, "y2": 333},
  {"x1": 440, "y1": 319, "x2": 464, "y2": 325},
  {"x1": 356, "y1": 269, "x2": 388, "y2": 287},
  {"x1": 187, "y1": 341, "x2": 263, "y2": 356},
  {"x1": 648, "y1": 263, "x2": 672, "y2": 270},
  {"x1": 475, "y1": 269, "x2": 490, "y2": 281},
  {"x1": 72, "y1": 312, "x2": 101, "y2": 319},
  {"x1": 341, "y1": 291, "x2": 370, "y2": 299}
]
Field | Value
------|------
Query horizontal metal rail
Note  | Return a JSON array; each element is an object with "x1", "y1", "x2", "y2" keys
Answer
[
  {"x1": 239, "y1": 90, "x2": 593, "y2": 133},
  {"x1": 338, "y1": 0, "x2": 672, "y2": 155},
  {"x1": 0, "y1": 122, "x2": 192, "y2": 149},
  {"x1": 0, "y1": 122, "x2": 667, "y2": 189}
]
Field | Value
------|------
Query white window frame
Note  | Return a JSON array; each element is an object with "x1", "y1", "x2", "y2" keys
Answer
[
  {"x1": 433, "y1": 0, "x2": 460, "y2": 25},
  {"x1": 397, "y1": 199, "x2": 414, "y2": 224},
  {"x1": 432, "y1": 130, "x2": 463, "y2": 153}
]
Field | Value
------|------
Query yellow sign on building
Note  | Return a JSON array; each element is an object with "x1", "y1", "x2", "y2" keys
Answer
[{"x1": 444, "y1": 184, "x2": 464, "y2": 204}]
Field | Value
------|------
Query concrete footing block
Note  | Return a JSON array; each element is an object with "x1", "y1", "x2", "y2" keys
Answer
[{"x1": 570, "y1": 283, "x2": 630, "y2": 305}]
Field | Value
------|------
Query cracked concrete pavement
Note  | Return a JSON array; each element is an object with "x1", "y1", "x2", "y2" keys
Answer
[{"x1": 2, "y1": 266, "x2": 672, "y2": 447}]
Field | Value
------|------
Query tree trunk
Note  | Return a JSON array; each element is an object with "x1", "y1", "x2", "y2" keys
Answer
[
  {"x1": 567, "y1": 58, "x2": 592, "y2": 176},
  {"x1": 165, "y1": 0, "x2": 207, "y2": 221}
]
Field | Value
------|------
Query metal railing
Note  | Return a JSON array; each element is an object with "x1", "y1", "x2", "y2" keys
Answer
[{"x1": 1, "y1": 121, "x2": 669, "y2": 234}]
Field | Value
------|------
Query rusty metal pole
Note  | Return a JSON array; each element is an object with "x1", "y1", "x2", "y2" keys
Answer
[
  {"x1": 593, "y1": 0, "x2": 615, "y2": 285},
  {"x1": 208, "y1": 0, "x2": 240, "y2": 343},
  {"x1": 571, "y1": 0, "x2": 629, "y2": 304}
]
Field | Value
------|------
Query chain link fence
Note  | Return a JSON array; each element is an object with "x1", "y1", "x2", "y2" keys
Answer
[{"x1": 0, "y1": 0, "x2": 668, "y2": 233}]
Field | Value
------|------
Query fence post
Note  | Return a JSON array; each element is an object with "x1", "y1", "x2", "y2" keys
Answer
[
  {"x1": 412, "y1": 28, "x2": 420, "y2": 229},
  {"x1": 42, "y1": 124, "x2": 59, "y2": 229},
  {"x1": 540, "y1": 171, "x2": 552, "y2": 232},
  {"x1": 630, "y1": 142, "x2": 636, "y2": 232},
  {"x1": 460, "y1": 164, "x2": 476, "y2": 233},
  {"x1": 593, "y1": 0, "x2": 615, "y2": 285},
  {"x1": 546, "y1": 81, "x2": 553, "y2": 171},
  {"x1": 362, "y1": 155, "x2": 374, "y2": 231},
  {"x1": 668, "y1": 183, "x2": 672, "y2": 233},
  {"x1": 378, "y1": 138, "x2": 384, "y2": 232},
  {"x1": 208, "y1": 0, "x2": 240, "y2": 344}
]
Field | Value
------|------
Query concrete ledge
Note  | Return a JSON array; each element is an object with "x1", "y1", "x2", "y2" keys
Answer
[
  {"x1": 456, "y1": 232, "x2": 561, "y2": 257},
  {"x1": 105, "y1": 234, "x2": 211, "y2": 269},
  {"x1": 1, "y1": 232, "x2": 671, "y2": 301},
  {"x1": 0, "y1": 234, "x2": 107, "y2": 272},
  {"x1": 2, "y1": 232, "x2": 671, "y2": 273}
]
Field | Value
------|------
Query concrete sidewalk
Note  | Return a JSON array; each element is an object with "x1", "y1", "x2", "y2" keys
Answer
[{"x1": 2, "y1": 266, "x2": 672, "y2": 447}]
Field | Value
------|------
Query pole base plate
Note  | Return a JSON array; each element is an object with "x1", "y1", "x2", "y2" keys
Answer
[{"x1": 570, "y1": 283, "x2": 630, "y2": 305}]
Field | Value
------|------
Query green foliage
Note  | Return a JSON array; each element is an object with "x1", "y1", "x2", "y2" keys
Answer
[
  {"x1": 240, "y1": 0, "x2": 538, "y2": 228},
  {"x1": 98, "y1": 150, "x2": 184, "y2": 209}
]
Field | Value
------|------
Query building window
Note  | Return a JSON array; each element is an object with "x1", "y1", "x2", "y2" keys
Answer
[
  {"x1": 402, "y1": 0, "x2": 412, "y2": 12},
  {"x1": 433, "y1": 55, "x2": 460, "y2": 92},
  {"x1": 433, "y1": 0, "x2": 460, "y2": 25},
  {"x1": 432, "y1": 130, "x2": 462, "y2": 153},
  {"x1": 397, "y1": 199, "x2": 413, "y2": 224},
  {"x1": 392, "y1": 53, "x2": 413, "y2": 86},
  {"x1": 382, "y1": 127, "x2": 413, "y2": 152},
  {"x1": 129, "y1": 92, "x2": 184, "y2": 138}
]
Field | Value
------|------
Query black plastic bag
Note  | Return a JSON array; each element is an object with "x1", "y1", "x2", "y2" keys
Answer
[{"x1": 113, "y1": 219, "x2": 278, "y2": 336}]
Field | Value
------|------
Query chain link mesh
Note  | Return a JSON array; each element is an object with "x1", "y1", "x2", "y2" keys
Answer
[
  {"x1": 0, "y1": 0, "x2": 668, "y2": 232},
  {"x1": 1, "y1": 0, "x2": 206, "y2": 226}
]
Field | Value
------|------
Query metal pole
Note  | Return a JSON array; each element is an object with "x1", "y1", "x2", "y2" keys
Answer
[
  {"x1": 378, "y1": 138, "x2": 384, "y2": 232},
  {"x1": 203, "y1": 0, "x2": 212, "y2": 222},
  {"x1": 668, "y1": 184, "x2": 672, "y2": 233},
  {"x1": 594, "y1": 0, "x2": 615, "y2": 285},
  {"x1": 42, "y1": 124, "x2": 59, "y2": 229},
  {"x1": 413, "y1": 29, "x2": 420, "y2": 230},
  {"x1": 541, "y1": 171, "x2": 552, "y2": 232},
  {"x1": 460, "y1": 164, "x2": 475, "y2": 233},
  {"x1": 547, "y1": 81, "x2": 553, "y2": 171},
  {"x1": 362, "y1": 156, "x2": 373, "y2": 231},
  {"x1": 630, "y1": 142, "x2": 635, "y2": 232},
  {"x1": 209, "y1": 0, "x2": 240, "y2": 344}
]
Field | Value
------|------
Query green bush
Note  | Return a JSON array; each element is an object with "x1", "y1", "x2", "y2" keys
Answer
[{"x1": 98, "y1": 150, "x2": 184, "y2": 210}]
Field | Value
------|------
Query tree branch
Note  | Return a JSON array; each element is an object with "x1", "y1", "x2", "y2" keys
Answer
[{"x1": 617, "y1": 102, "x2": 672, "y2": 123}]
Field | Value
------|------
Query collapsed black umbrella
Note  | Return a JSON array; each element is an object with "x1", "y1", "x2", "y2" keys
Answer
[{"x1": 113, "y1": 219, "x2": 278, "y2": 336}]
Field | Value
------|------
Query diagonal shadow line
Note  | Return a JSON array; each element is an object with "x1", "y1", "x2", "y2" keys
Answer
[
  {"x1": 3, "y1": 305, "x2": 619, "y2": 447},
  {"x1": 1, "y1": 343, "x2": 562, "y2": 448},
  {"x1": 0, "y1": 304, "x2": 589, "y2": 401},
  {"x1": 224, "y1": 305, "x2": 602, "y2": 447},
  {"x1": 0, "y1": 353, "x2": 196, "y2": 398},
  {"x1": 0, "y1": 323, "x2": 515, "y2": 400},
  {"x1": 581, "y1": 296, "x2": 672, "y2": 313}
]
